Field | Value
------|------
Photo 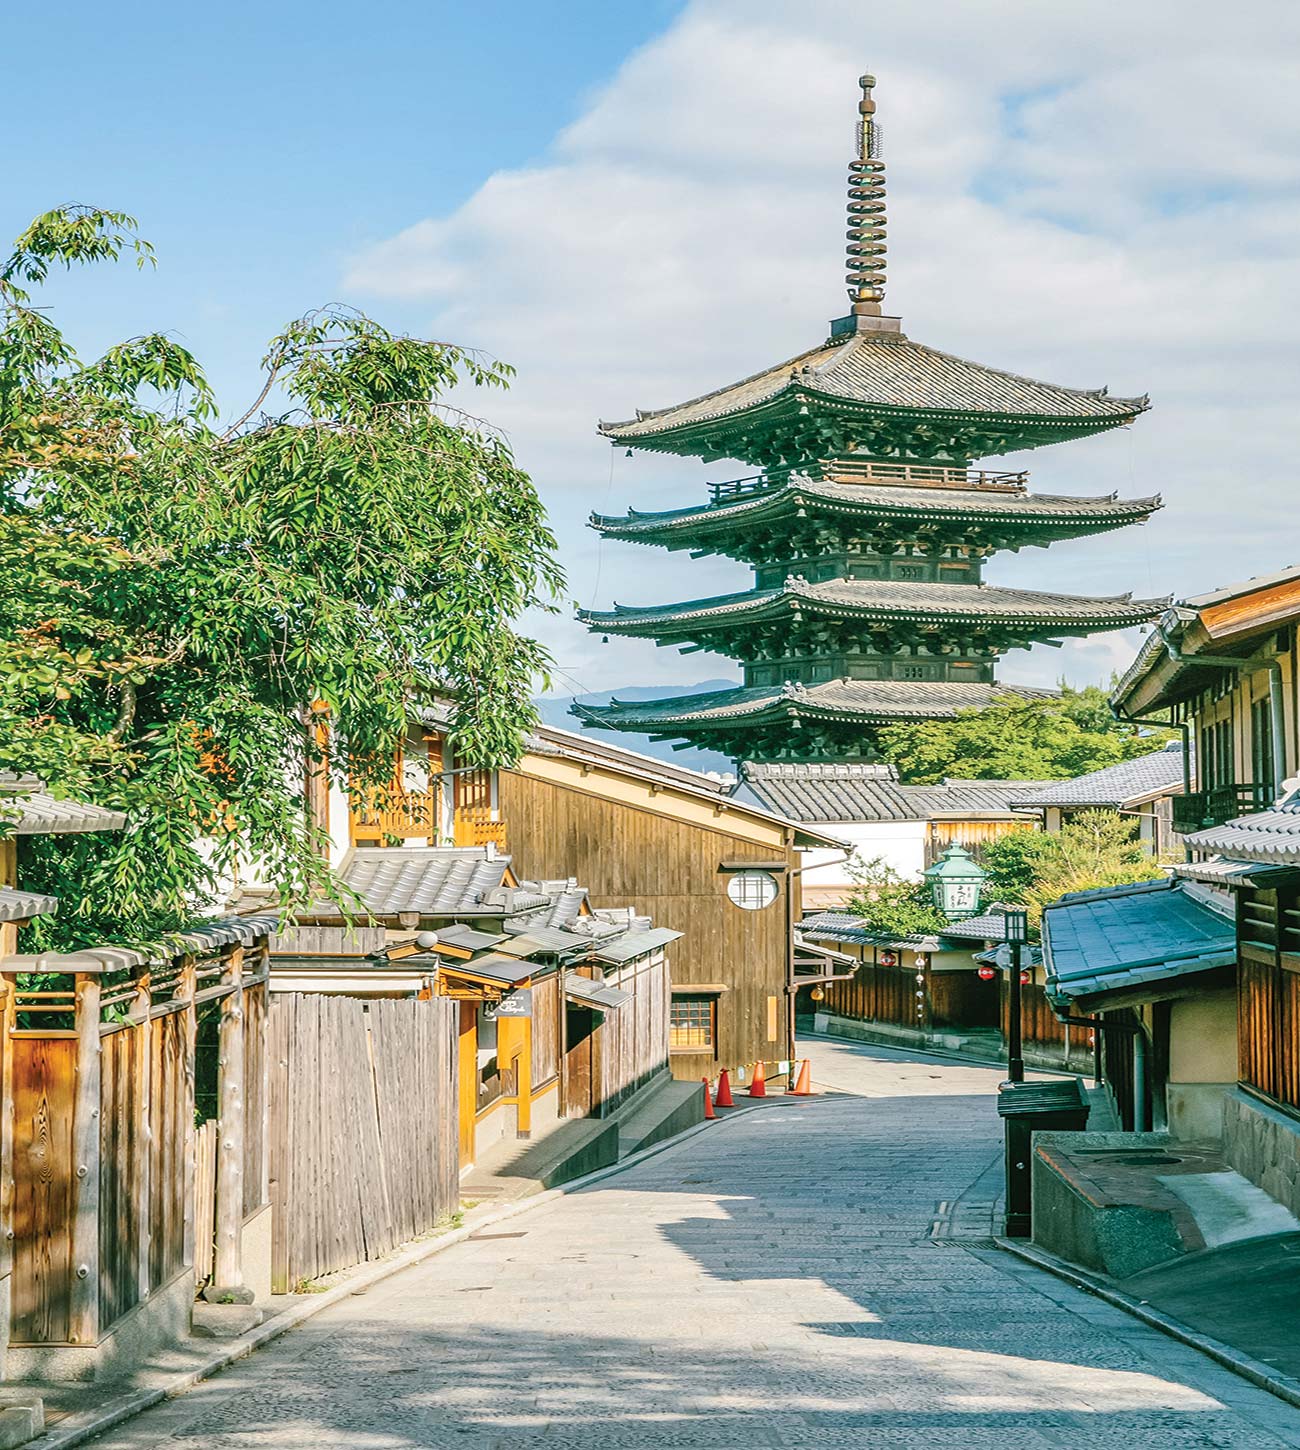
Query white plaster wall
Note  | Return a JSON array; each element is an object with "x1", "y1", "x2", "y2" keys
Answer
[{"x1": 799, "y1": 819, "x2": 928, "y2": 906}]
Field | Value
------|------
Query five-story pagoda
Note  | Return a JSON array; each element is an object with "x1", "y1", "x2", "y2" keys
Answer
[{"x1": 575, "y1": 72, "x2": 1164, "y2": 762}]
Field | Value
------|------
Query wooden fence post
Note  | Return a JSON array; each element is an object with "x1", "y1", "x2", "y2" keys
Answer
[
  {"x1": 134, "y1": 969, "x2": 153, "y2": 1308},
  {"x1": 206, "y1": 947, "x2": 250, "y2": 1302},
  {"x1": 69, "y1": 970, "x2": 102, "y2": 1346},
  {"x1": 178, "y1": 955, "x2": 198, "y2": 1279},
  {"x1": 0, "y1": 974, "x2": 15, "y2": 1372}
]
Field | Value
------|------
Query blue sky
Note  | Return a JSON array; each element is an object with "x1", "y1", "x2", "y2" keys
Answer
[
  {"x1": 10, "y1": 0, "x2": 1299, "y2": 761},
  {"x1": 6, "y1": 1, "x2": 683, "y2": 411}
]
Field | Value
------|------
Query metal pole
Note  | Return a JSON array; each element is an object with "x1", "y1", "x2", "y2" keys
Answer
[{"x1": 1007, "y1": 942, "x2": 1025, "y2": 1083}]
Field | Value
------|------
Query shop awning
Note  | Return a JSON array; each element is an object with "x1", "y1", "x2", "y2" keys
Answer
[
  {"x1": 564, "y1": 973, "x2": 631, "y2": 1011},
  {"x1": 1042, "y1": 878, "x2": 1236, "y2": 1014}
]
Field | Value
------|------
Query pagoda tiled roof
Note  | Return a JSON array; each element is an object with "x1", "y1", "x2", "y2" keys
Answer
[
  {"x1": 575, "y1": 679, "x2": 1057, "y2": 733},
  {"x1": 579, "y1": 578, "x2": 1168, "y2": 638},
  {"x1": 591, "y1": 476, "x2": 1161, "y2": 547},
  {"x1": 600, "y1": 331, "x2": 1148, "y2": 458}
]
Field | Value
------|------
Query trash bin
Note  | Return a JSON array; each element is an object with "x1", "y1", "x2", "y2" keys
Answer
[{"x1": 996, "y1": 1078, "x2": 1090, "y2": 1238}]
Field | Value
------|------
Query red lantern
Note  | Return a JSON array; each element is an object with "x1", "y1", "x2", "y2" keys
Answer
[
  {"x1": 880, "y1": 951, "x2": 898, "y2": 968},
  {"x1": 1020, "y1": 969, "x2": 1031, "y2": 985},
  {"x1": 977, "y1": 964, "x2": 996, "y2": 982}
]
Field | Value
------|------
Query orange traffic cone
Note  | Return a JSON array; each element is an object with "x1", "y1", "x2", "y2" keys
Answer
[
  {"x1": 748, "y1": 1059, "x2": 767, "y2": 1097},
  {"x1": 714, "y1": 1069, "x2": 735, "y2": 1109},
  {"x1": 791, "y1": 1059, "x2": 814, "y2": 1096},
  {"x1": 702, "y1": 1078, "x2": 716, "y2": 1119}
]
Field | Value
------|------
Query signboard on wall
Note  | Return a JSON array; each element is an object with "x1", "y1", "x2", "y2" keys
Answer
[{"x1": 490, "y1": 989, "x2": 532, "y2": 1019}]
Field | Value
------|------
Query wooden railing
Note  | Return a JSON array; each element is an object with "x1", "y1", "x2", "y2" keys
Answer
[
  {"x1": 1172, "y1": 782, "x2": 1273, "y2": 834},
  {"x1": 350, "y1": 784, "x2": 442, "y2": 843},
  {"x1": 707, "y1": 460, "x2": 1028, "y2": 505}
]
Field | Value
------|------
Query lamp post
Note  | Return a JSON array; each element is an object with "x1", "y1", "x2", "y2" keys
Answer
[
  {"x1": 1003, "y1": 907, "x2": 1030, "y2": 1084},
  {"x1": 923, "y1": 843, "x2": 987, "y2": 921}
]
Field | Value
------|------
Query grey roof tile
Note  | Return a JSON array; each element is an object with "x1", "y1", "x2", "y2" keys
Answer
[
  {"x1": 324, "y1": 847, "x2": 513, "y2": 919},
  {"x1": 2, "y1": 913, "x2": 279, "y2": 974},
  {"x1": 602, "y1": 332, "x2": 1146, "y2": 440},
  {"x1": 1011, "y1": 743, "x2": 1184, "y2": 810},
  {"x1": 1042, "y1": 879, "x2": 1234, "y2": 1008},
  {"x1": 740, "y1": 762, "x2": 1055, "y2": 823},
  {"x1": 580, "y1": 577, "x2": 1166, "y2": 634},
  {"x1": 0, "y1": 886, "x2": 58, "y2": 923},
  {"x1": 798, "y1": 911, "x2": 941, "y2": 950},
  {"x1": 0, "y1": 789, "x2": 127, "y2": 835},
  {"x1": 579, "y1": 678, "x2": 1058, "y2": 732},
  {"x1": 1184, "y1": 800, "x2": 1300, "y2": 862}
]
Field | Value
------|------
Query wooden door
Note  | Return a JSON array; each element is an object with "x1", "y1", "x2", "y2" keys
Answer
[
  {"x1": 457, "y1": 1003, "x2": 477, "y2": 1168},
  {"x1": 564, "y1": 1005, "x2": 595, "y2": 1118}
]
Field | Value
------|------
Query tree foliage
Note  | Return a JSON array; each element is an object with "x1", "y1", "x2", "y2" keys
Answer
[
  {"x1": 877, "y1": 686, "x2": 1172, "y2": 785},
  {"x1": 1, "y1": 206, "x2": 563, "y2": 948},
  {"x1": 843, "y1": 856, "x2": 948, "y2": 940},
  {"x1": 982, "y1": 811, "x2": 1163, "y2": 927}
]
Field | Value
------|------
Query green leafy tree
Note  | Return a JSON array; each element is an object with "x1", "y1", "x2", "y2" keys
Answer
[
  {"x1": 1, "y1": 207, "x2": 563, "y2": 948},
  {"x1": 843, "y1": 856, "x2": 948, "y2": 939},
  {"x1": 877, "y1": 685, "x2": 1172, "y2": 785},
  {"x1": 1021, "y1": 810, "x2": 1163, "y2": 925},
  {"x1": 980, "y1": 829, "x2": 1054, "y2": 905}
]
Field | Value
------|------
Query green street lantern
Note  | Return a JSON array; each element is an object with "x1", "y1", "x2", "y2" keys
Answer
[{"x1": 924, "y1": 843, "x2": 987, "y2": 921}]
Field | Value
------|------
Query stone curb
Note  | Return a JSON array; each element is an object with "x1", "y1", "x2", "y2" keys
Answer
[
  {"x1": 996, "y1": 1236, "x2": 1300, "y2": 1413},
  {"x1": 26, "y1": 1097, "x2": 780, "y2": 1449}
]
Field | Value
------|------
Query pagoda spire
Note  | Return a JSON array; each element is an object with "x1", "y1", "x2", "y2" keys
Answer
[{"x1": 846, "y1": 72, "x2": 887, "y2": 319}]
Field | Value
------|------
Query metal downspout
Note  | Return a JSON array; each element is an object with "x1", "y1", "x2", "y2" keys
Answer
[{"x1": 1133, "y1": 1027, "x2": 1149, "y2": 1132}]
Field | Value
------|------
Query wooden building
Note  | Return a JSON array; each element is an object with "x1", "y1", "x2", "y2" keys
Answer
[
  {"x1": 302, "y1": 714, "x2": 840, "y2": 1087},
  {"x1": 1107, "y1": 564, "x2": 1300, "y2": 1213},
  {"x1": 269, "y1": 844, "x2": 678, "y2": 1173}
]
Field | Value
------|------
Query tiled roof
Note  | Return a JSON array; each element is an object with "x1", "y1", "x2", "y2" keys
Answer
[
  {"x1": 592, "y1": 477, "x2": 1161, "y2": 541},
  {"x1": 0, "y1": 886, "x2": 58, "y2": 923},
  {"x1": 602, "y1": 332, "x2": 1147, "y2": 441},
  {"x1": 937, "y1": 909, "x2": 1017, "y2": 942},
  {"x1": 1010, "y1": 743, "x2": 1185, "y2": 810},
  {"x1": 1172, "y1": 857, "x2": 1297, "y2": 888},
  {"x1": 578, "y1": 679, "x2": 1057, "y2": 732},
  {"x1": 1184, "y1": 801, "x2": 1300, "y2": 863},
  {"x1": 328, "y1": 847, "x2": 514, "y2": 918},
  {"x1": 798, "y1": 910, "x2": 941, "y2": 950},
  {"x1": 590, "y1": 927, "x2": 683, "y2": 964},
  {"x1": 580, "y1": 578, "x2": 1167, "y2": 636},
  {"x1": 2, "y1": 913, "x2": 280, "y2": 975},
  {"x1": 739, "y1": 763, "x2": 1055, "y2": 823},
  {"x1": 0, "y1": 785, "x2": 127, "y2": 835},
  {"x1": 1042, "y1": 879, "x2": 1234, "y2": 1010}
]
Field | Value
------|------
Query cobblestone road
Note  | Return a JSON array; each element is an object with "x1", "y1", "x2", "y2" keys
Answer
[{"x1": 90, "y1": 1037, "x2": 1300, "y2": 1448}]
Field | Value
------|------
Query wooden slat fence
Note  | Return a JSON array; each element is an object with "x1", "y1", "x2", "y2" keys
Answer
[
  {"x1": 595, "y1": 952, "x2": 670, "y2": 1117},
  {"x1": 4, "y1": 932, "x2": 273, "y2": 1347},
  {"x1": 267, "y1": 993, "x2": 458, "y2": 1294},
  {"x1": 1239, "y1": 956, "x2": 1300, "y2": 1111},
  {"x1": 193, "y1": 1120, "x2": 219, "y2": 1287},
  {"x1": 530, "y1": 973, "x2": 561, "y2": 1089}
]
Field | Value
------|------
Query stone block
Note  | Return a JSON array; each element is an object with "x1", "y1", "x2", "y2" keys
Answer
[
  {"x1": 0, "y1": 1396, "x2": 44, "y2": 1449},
  {"x1": 192, "y1": 1303, "x2": 264, "y2": 1339}
]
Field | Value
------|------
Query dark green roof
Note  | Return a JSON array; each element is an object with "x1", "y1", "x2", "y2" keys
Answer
[{"x1": 600, "y1": 331, "x2": 1148, "y2": 466}]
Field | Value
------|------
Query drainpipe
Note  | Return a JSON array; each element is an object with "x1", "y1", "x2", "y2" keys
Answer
[
  {"x1": 1133, "y1": 1028, "x2": 1149, "y2": 1132},
  {"x1": 1155, "y1": 619, "x2": 1286, "y2": 801}
]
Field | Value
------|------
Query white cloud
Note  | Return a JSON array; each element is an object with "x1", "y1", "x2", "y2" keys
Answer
[{"x1": 345, "y1": 0, "x2": 1300, "y2": 710}]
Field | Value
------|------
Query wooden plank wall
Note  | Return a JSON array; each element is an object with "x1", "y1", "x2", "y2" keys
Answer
[
  {"x1": 148, "y1": 1012, "x2": 190, "y2": 1295},
  {"x1": 266, "y1": 993, "x2": 458, "y2": 1293},
  {"x1": 11, "y1": 1038, "x2": 77, "y2": 1344},
  {"x1": 193, "y1": 1120, "x2": 219, "y2": 1287},
  {"x1": 1239, "y1": 957, "x2": 1300, "y2": 1110},
  {"x1": 595, "y1": 953, "x2": 670, "y2": 1116},
  {"x1": 99, "y1": 1028, "x2": 144, "y2": 1330},
  {"x1": 498, "y1": 771, "x2": 793, "y2": 1078},
  {"x1": 243, "y1": 982, "x2": 268, "y2": 1219},
  {"x1": 820, "y1": 950, "x2": 917, "y2": 1029},
  {"x1": 530, "y1": 974, "x2": 561, "y2": 1088}
]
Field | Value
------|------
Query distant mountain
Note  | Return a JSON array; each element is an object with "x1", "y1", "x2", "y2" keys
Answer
[{"x1": 534, "y1": 680, "x2": 739, "y2": 776}]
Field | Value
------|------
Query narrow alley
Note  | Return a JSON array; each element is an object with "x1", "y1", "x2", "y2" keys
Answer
[{"x1": 86, "y1": 1040, "x2": 1300, "y2": 1449}]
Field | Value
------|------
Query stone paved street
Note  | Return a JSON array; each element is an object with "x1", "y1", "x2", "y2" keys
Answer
[{"x1": 88, "y1": 1038, "x2": 1300, "y2": 1448}]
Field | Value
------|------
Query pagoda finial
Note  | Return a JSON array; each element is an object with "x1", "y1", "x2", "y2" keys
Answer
[{"x1": 846, "y1": 71, "x2": 887, "y2": 316}]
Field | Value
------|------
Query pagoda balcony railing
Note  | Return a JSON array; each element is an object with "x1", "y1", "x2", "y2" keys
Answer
[
  {"x1": 1172, "y1": 781, "x2": 1274, "y2": 835},
  {"x1": 707, "y1": 460, "x2": 1028, "y2": 505}
]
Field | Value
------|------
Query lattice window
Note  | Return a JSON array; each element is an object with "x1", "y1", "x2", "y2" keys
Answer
[{"x1": 670, "y1": 996, "x2": 715, "y2": 1050}]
